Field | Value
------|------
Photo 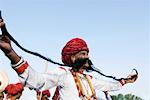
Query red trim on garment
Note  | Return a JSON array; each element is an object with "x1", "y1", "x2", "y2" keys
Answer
[
  {"x1": 59, "y1": 67, "x2": 67, "y2": 71},
  {"x1": 52, "y1": 86, "x2": 60, "y2": 100},
  {"x1": 119, "y1": 79, "x2": 125, "y2": 86},
  {"x1": 70, "y1": 70, "x2": 82, "y2": 97},
  {"x1": 15, "y1": 62, "x2": 29, "y2": 74},
  {"x1": 88, "y1": 75, "x2": 93, "y2": 79},
  {"x1": 52, "y1": 67, "x2": 67, "y2": 100}
]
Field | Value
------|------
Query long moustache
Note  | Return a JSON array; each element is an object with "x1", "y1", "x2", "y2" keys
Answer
[
  {"x1": 71, "y1": 58, "x2": 89, "y2": 72},
  {"x1": 71, "y1": 58, "x2": 124, "y2": 81},
  {"x1": 86, "y1": 59, "x2": 120, "y2": 81},
  {"x1": 87, "y1": 59, "x2": 138, "y2": 81},
  {"x1": 0, "y1": 11, "x2": 138, "y2": 82}
]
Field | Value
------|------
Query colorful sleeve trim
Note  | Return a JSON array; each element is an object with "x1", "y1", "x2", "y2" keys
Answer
[
  {"x1": 12, "y1": 57, "x2": 24, "y2": 68},
  {"x1": 14, "y1": 61, "x2": 29, "y2": 74}
]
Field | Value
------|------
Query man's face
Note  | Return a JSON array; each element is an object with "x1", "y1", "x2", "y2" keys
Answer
[{"x1": 71, "y1": 50, "x2": 89, "y2": 70}]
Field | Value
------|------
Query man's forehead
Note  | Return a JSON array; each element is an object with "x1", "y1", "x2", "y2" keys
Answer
[
  {"x1": 77, "y1": 50, "x2": 88, "y2": 54},
  {"x1": 73, "y1": 51, "x2": 88, "y2": 57}
]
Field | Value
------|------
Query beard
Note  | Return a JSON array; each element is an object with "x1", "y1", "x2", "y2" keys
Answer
[{"x1": 71, "y1": 58, "x2": 89, "y2": 72}]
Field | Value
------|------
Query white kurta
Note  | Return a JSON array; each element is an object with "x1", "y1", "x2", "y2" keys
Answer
[{"x1": 12, "y1": 58, "x2": 124, "y2": 100}]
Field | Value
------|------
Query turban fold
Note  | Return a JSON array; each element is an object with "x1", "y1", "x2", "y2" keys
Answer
[
  {"x1": 4, "y1": 83, "x2": 24, "y2": 95},
  {"x1": 61, "y1": 38, "x2": 89, "y2": 65}
]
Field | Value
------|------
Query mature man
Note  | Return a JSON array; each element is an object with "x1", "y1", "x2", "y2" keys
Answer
[{"x1": 0, "y1": 19, "x2": 137, "y2": 100}]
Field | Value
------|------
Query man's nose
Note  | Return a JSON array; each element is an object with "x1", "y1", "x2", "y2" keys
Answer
[{"x1": 84, "y1": 54, "x2": 89, "y2": 59}]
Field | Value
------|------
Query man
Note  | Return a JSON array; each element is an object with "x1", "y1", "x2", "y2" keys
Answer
[
  {"x1": 0, "y1": 19, "x2": 137, "y2": 100},
  {"x1": 4, "y1": 82, "x2": 24, "y2": 100},
  {"x1": 36, "y1": 90, "x2": 50, "y2": 100}
]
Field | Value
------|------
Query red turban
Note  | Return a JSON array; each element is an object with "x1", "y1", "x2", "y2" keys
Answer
[
  {"x1": 37, "y1": 90, "x2": 51, "y2": 97},
  {"x1": 61, "y1": 38, "x2": 89, "y2": 65},
  {"x1": 5, "y1": 83, "x2": 24, "y2": 95}
]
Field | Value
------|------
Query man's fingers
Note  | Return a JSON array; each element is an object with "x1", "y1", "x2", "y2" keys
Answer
[
  {"x1": 0, "y1": 35, "x2": 4, "y2": 40},
  {"x1": 0, "y1": 36, "x2": 10, "y2": 43},
  {"x1": 0, "y1": 22, "x2": 5, "y2": 27},
  {"x1": 0, "y1": 19, "x2": 3, "y2": 22},
  {"x1": 0, "y1": 19, "x2": 4, "y2": 22},
  {"x1": 126, "y1": 74, "x2": 138, "y2": 83},
  {"x1": 0, "y1": 19, "x2": 5, "y2": 27},
  {"x1": 0, "y1": 39, "x2": 4, "y2": 49},
  {"x1": 130, "y1": 75, "x2": 138, "y2": 82},
  {"x1": 133, "y1": 75, "x2": 138, "y2": 81}
]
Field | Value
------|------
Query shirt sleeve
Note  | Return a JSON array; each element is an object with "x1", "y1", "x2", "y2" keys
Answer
[
  {"x1": 11, "y1": 57, "x2": 66, "y2": 91},
  {"x1": 92, "y1": 77, "x2": 125, "y2": 92}
]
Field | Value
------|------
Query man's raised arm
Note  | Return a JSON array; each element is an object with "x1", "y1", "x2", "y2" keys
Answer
[{"x1": 0, "y1": 19, "x2": 21, "y2": 64}]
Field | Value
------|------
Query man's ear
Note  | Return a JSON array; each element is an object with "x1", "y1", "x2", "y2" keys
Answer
[{"x1": 71, "y1": 55, "x2": 76, "y2": 63}]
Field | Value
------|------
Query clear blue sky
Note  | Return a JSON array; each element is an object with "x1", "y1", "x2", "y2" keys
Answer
[{"x1": 0, "y1": 0, "x2": 149, "y2": 99}]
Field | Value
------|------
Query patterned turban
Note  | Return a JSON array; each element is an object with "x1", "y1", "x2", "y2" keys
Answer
[
  {"x1": 61, "y1": 38, "x2": 89, "y2": 65},
  {"x1": 4, "y1": 83, "x2": 24, "y2": 95}
]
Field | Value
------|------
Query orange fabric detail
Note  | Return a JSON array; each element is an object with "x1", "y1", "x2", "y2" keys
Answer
[
  {"x1": 70, "y1": 70, "x2": 83, "y2": 97},
  {"x1": 70, "y1": 70, "x2": 97, "y2": 99},
  {"x1": 15, "y1": 62, "x2": 29, "y2": 74}
]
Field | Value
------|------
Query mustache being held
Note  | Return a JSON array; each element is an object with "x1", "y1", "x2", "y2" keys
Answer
[
  {"x1": 71, "y1": 58, "x2": 97, "y2": 72},
  {"x1": 71, "y1": 58, "x2": 90, "y2": 72},
  {"x1": 71, "y1": 58, "x2": 125, "y2": 81}
]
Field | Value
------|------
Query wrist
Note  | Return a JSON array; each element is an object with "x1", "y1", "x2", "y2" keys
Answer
[
  {"x1": 119, "y1": 78, "x2": 126, "y2": 86},
  {"x1": 4, "y1": 49, "x2": 21, "y2": 64},
  {"x1": 5, "y1": 49, "x2": 13, "y2": 56}
]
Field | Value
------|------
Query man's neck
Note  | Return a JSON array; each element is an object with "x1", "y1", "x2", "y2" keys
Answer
[{"x1": 78, "y1": 68, "x2": 85, "y2": 73}]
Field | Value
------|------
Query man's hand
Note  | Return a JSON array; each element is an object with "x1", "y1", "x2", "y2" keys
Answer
[
  {"x1": 124, "y1": 74, "x2": 138, "y2": 84},
  {"x1": 0, "y1": 19, "x2": 5, "y2": 27},
  {"x1": 0, "y1": 19, "x2": 12, "y2": 54},
  {"x1": 0, "y1": 19, "x2": 21, "y2": 64},
  {"x1": 0, "y1": 35, "x2": 12, "y2": 54}
]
